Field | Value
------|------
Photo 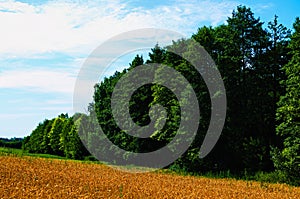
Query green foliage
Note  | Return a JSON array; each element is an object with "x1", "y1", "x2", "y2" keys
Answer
[
  {"x1": 129, "y1": 54, "x2": 144, "y2": 69},
  {"x1": 273, "y1": 17, "x2": 300, "y2": 186},
  {"x1": 146, "y1": 44, "x2": 166, "y2": 64},
  {"x1": 252, "y1": 170, "x2": 287, "y2": 184},
  {"x1": 0, "y1": 138, "x2": 23, "y2": 149},
  {"x1": 0, "y1": 147, "x2": 25, "y2": 156},
  {"x1": 48, "y1": 117, "x2": 65, "y2": 156},
  {"x1": 0, "y1": 147, "x2": 67, "y2": 160},
  {"x1": 23, "y1": 113, "x2": 89, "y2": 160}
]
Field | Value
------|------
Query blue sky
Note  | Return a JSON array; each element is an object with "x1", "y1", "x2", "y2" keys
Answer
[{"x1": 0, "y1": 0, "x2": 299, "y2": 138}]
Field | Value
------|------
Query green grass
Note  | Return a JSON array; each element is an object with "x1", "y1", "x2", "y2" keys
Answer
[
  {"x1": 158, "y1": 166, "x2": 294, "y2": 186},
  {"x1": 0, "y1": 147, "x2": 24, "y2": 155},
  {"x1": 0, "y1": 147, "x2": 66, "y2": 159},
  {"x1": 0, "y1": 147, "x2": 104, "y2": 166}
]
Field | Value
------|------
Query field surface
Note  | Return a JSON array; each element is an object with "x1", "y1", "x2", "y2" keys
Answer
[{"x1": 0, "y1": 155, "x2": 299, "y2": 198}]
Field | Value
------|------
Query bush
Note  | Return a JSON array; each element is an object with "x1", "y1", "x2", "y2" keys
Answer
[{"x1": 252, "y1": 171, "x2": 287, "y2": 184}]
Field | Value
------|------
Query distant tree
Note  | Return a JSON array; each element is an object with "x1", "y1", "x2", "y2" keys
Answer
[{"x1": 0, "y1": 137, "x2": 23, "y2": 149}]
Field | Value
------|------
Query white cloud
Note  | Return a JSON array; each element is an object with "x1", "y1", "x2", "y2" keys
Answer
[
  {"x1": 0, "y1": 0, "x2": 241, "y2": 58},
  {"x1": 0, "y1": 69, "x2": 76, "y2": 93}
]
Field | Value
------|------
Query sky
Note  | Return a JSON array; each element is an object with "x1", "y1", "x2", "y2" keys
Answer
[{"x1": 0, "y1": 0, "x2": 299, "y2": 138}]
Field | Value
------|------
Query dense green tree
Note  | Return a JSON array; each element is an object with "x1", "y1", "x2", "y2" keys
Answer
[
  {"x1": 192, "y1": 26, "x2": 216, "y2": 59},
  {"x1": 129, "y1": 54, "x2": 144, "y2": 69},
  {"x1": 67, "y1": 116, "x2": 89, "y2": 160},
  {"x1": 23, "y1": 113, "x2": 89, "y2": 159},
  {"x1": 93, "y1": 52, "x2": 165, "y2": 163},
  {"x1": 192, "y1": 6, "x2": 267, "y2": 171},
  {"x1": 24, "y1": 120, "x2": 49, "y2": 153},
  {"x1": 273, "y1": 17, "x2": 300, "y2": 185},
  {"x1": 40, "y1": 119, "x2": 54, "y2": 154},
  {"x1": 146, "y1": 44, "x2": 166, "y2": 64},
  {"x1": 48, "y1": 116, "x2": 66, "y2": 156},
  {"x1": 190, "y1": 6, "x2": 292, "y2": 173},
  {"x1": 60, "y1": 117, "x2": 74, "y2": 158},
  {"x1": 225, "y1": 6, "x2": 269, "y2": 171}
]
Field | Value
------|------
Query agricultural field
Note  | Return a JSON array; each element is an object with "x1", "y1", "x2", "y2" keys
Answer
[{"x1": 1, "y1": 155, "x2": 299, "y2": 198}]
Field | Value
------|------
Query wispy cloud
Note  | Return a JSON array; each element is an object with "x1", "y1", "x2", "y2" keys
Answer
[
  {"x1": 0, "y1": 69, "x2": 76, "y2": 93},
  {"x1": 0, "y1": 0, "x2": 242, "y2": 58}
]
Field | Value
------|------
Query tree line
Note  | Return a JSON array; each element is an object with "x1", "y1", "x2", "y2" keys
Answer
[
  {"x1": 23, "y1": 113, "x2": 89, "y2": 160},
  {"x1": 22, "y1": 6, "x2": 299, "y2": 185},
  {"x1": 0, "y1": 137, "x2": 23, "y2": 149}
]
